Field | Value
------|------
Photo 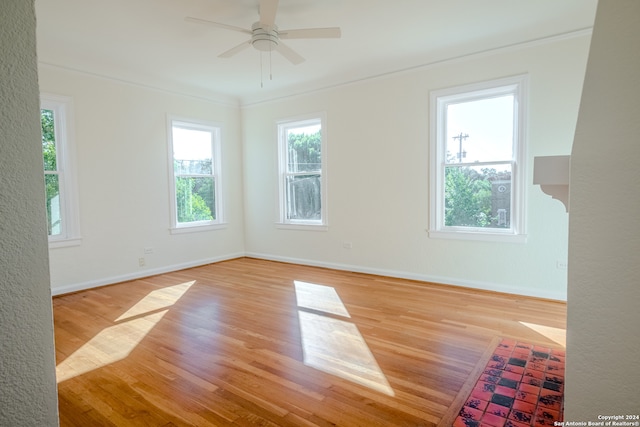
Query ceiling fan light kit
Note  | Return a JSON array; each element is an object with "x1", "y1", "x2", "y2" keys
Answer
[{"x1": 251, "y1": 23, "x2": 279, "y2": 52}]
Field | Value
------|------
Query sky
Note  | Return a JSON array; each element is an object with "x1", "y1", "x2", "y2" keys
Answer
[
  {"x1": 172, "y1": 127, "x2": 212, "y2": 161},
  {"x1": 446, "y1": 94, "x2": 514, "y2": 164}
]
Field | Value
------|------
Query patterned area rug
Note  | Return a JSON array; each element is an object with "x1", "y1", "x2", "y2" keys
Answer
[{"x1": 453, "y1": 338, "x2": 565, "y2": 427}]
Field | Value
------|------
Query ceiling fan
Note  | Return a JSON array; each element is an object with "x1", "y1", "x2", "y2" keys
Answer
[{"x1": 185, "y1": 0, "x2": 341, "y2": 65}]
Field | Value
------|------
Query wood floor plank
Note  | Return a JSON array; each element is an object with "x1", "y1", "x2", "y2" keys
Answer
[{"x1": 54, "y1": 257, "x2": 566, "y2": 426}]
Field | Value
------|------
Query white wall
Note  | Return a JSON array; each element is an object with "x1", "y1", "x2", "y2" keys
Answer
[
  {"x1": 0, "y1": 1, "x2": 59, "y2": 425},
  {"x1": 38, "y1": 29, "x2": 592, "y2": 301},
  {"x1": 38, "y1": 67, "x2": 245, "y2": 294},
  {"x1": 566, "y1": 0, "x2": 640, "y2": 419},
  {"x1": 242, "y1": 34, "x2": 591, "y2": 300}
]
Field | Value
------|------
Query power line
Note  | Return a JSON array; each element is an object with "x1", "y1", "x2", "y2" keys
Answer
[{"x1": 452, "y1": 132, "x2": 469, "y2": 163}]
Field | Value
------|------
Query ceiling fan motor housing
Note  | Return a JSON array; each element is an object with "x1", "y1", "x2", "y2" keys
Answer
[{"x1": 251, "y1": 22, "x2": 279, "y2": 51}]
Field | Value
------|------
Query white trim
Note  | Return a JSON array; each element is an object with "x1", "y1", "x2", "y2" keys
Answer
[
  {"x1": 50, "y1": 252, "x2": 244, "y2": 296},
  {"x1": 37, "y1": 62, "x2": 239, "y2": 108},
  {"x1": 41, "y1": 93, "x2": 82, "y2": 249},
  {"x1": 167, "y1": 115, "x2": 224, "y2": 232},
  {"x1": 169, "y1": 222, "x2": 228, "y2": 234},
  {"x1": 37, "y1": 29, "x2": 592, "y2": 109},
  {"x1": 37, "y1": 27, "x2": 590, "y2": 108},
  {"x1": 276, "y1": 112, "x2": 328, "y2": 228},
  {"x1": 429, "y1": 74, "x2": 528, "y2": 242},
  {"x1": 241, "y1": 28, "x2": 592, "y2": 107},
  {"x1": 48, "y1": 238, "x2": 83, "y2": 249},
  {"x1": 427, "y1": 229, "x2": 527, "y2": 243},
  {"x1": 50, "y1": 251, "x2": 565, "y2": 300},
  {"x1": 244, "y1": 252, "x2": 566, "y2": 301},
  {"x1": 275, "y1": 223, "x2": 328, "y2": 232}
]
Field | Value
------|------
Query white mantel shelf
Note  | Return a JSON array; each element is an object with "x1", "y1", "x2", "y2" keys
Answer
[{"x1": 533, "y1": 155, "x2": 570, "y2": 212}]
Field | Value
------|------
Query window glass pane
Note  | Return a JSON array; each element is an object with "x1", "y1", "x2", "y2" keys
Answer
[
  {"x1": 172, "y1": 127, "x2": 213, "y2": 174},
  {"x1": 287, "y1": 125, "x2": 321, "y2": 173},
  {"x1": 446, "y1": 95, "x2": 514, "y2": 163},
  {"x1": 41, "y1": 109, "x2": 57, "y2": 171},
  {"x1": 444, "y1": 164, "x2": 511, "y2": 228},
  {"x1": 174, "y1": 158, "x2": 212, "y2": 175},
  {"x1": 176, "y1": 176, "x2": 215, "y2": 223},
  {"x1": 45, "y1": 173, "x2": 61, "y2": 235},
  {"x1": 286, "y1": 174, "x2": 321, "y2": 220}
]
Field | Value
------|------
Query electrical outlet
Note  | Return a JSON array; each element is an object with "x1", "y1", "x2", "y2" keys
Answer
[
  {"x1": 342, "y1": 241, "x2": 353, "y2": 249},
  {"x1": 138, "y1": 257, "x2": 146, "y2": 267}
]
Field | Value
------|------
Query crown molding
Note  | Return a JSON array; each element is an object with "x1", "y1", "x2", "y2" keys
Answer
[
  {"x1": 37, "y1": 62, "x2": 240, "y2": 108},
  {"x1": 240, "y1": 27, "x2": 593, "y2": 108}
]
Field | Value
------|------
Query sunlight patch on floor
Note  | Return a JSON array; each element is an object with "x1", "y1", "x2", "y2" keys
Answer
[
  {"x1": 116, "y1": 280, "x2": 195, "y2": 321},
  {"x1": 56, "y1": 281, "x2": 195, "y2": 383},
  {"x1": 519, "y1": 321, "x2": 566, "y2": 348},
  {"x1": 294, "y1": 280, "x2": 350, "y2": 318},
  {"x1": 295, "y1": 281, "x2": 394, "y2": 396},
  {"x1": 56, "y1": 310, "x2": 168, "y2": 382}
]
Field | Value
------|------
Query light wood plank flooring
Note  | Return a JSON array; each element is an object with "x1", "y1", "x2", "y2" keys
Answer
[{"x1": 53, "y1": 257, "x2": 566, "y2": 426}]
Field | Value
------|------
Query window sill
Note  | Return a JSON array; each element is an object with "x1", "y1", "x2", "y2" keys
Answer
[
  {"x1": 276, "y1": 222, "x2": 328, "y2": 232},
  {"x1": 49, "y1": 237, "x2": 82, "y2": 249},
  {"x1": 428, "y1": 229, "x2": 527, "y2": 244},
  {"x1": 170, "y1": 223, "x2": 227, "y2": 234}
]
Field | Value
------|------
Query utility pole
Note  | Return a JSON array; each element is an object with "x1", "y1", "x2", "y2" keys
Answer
[{"x1": 452, "y1": 132, "x2": 469, "y2": 163}]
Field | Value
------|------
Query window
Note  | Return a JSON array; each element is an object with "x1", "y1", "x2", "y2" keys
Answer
[
  {"x1": 277, "y1": 114, "x2": 327, "y2": 230},
  {"x1": 41, "y1": 94, "x2": 81, "y2": 248},
  {"x1": 168, "y1": 117, "x2": 223, "y2": 233},
  {"x1": 429, "y1": 75, "x2": 527, "y2": 242}
]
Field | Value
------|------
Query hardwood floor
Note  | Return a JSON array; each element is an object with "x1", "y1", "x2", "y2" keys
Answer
[{"x1": 53, "y1": 257, "x2": 566, "y2": 426}]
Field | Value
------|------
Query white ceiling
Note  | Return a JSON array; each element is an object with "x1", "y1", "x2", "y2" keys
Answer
[{"x1": 35, "y1": 0, "x2": 598, "y2": 105}]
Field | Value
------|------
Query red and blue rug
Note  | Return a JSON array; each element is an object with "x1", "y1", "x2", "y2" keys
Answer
[{"x1": 453, "y1": 338, "x2": 565, "y2": 427}]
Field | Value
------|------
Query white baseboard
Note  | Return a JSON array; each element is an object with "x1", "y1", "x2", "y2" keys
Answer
[
  {"x1": 244, "y1": 252, "x2": 567, "y2": 302},
  {"x1": 50, "y1": 252, "x2": 245, "y2": 296},
  {"x1": 51, "y1": 251, "x2": 567, "y2": 301}
]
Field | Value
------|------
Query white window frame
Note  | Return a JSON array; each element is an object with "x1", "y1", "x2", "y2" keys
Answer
[
  {"x1": 429, "y1": 75, "x2": 528, "y2": 243},
  {"x1": 276, "y1": 113, "x2": 328, "y2": 231},
  {"x1": 41, "y1": 94, "x2": 81, "y2": 249},
  {"x1": 167, "y1": 116, "x2": 224, "y2": 234}
]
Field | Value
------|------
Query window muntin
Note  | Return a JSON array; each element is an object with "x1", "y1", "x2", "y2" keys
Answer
[
  {"x1": 168, "y1": 118, "x2": 223, "y2": 231},
  {"x1": 41, "y1": 94, "x2": 81, "y2": 248},
  {"x1": 430, "y1": 76, "x2": 527, "y2": 241},
  {"x1": 277, "y1": 115, "x2": 327, "y2": 228}
]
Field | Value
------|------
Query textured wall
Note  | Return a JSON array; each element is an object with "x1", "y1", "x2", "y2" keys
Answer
[
  {"x1": 566, "y1": 0, "x2": 640, "y2": 421},
  {"x1": 0, "y1": 1, "x2": 60, "y2": 425}
]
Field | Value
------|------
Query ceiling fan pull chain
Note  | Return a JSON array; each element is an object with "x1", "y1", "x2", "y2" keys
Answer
[{"x1": 260, "y1": 52, "x2": 264, "y2": 88}]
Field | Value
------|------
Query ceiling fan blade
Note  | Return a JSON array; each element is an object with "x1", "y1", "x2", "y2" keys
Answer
[
  {"x1": 259, "y1": 0, "x2": 278, "y2": 27},
  {"x1": 218, "y1": 40, "x2": 252, "y2": 58},
  {"x1": 279, "y1": 27, "x2": 342, "y2": 39},
  {"x1": 275, "y1": 41, "x2": 305, "y2": 65},
  {"x1": 185, "y1": 17, "x2": 251, "y2": 35}
]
